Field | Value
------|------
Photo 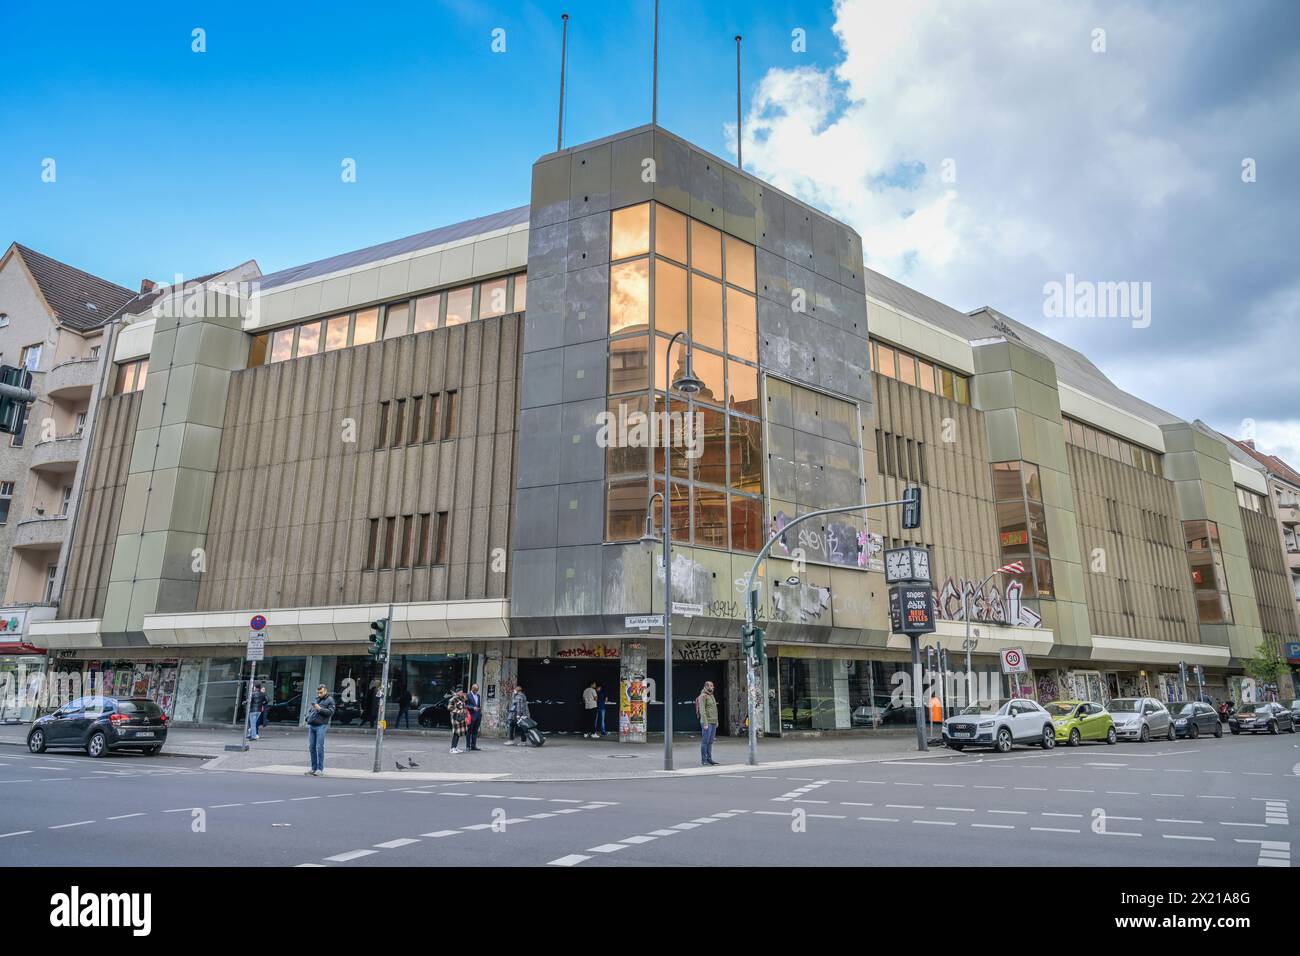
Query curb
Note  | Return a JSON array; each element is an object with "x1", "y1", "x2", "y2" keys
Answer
[{"x1": 0, "y1": 738, "x2": 216, "y2": 760}]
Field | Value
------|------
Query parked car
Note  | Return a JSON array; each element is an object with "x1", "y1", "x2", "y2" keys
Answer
[
  {"x1": 419, "y1": 693, "x2": 454, "y2": 728},
  {"x1": 1168, "y1": 701, "x2": 1223, "y2": 739},
  {"x1": 1107, "y1": 697, "x2": 1174, "y2": 742},
  {"x1": 27, "y1": 697, "x2": 168, "y2": 757},
  {"x1": 942, "y1": 698, "x2": 1055, "y2": 753},
  {"x1": 1291, "y1": 700, "x2": 1300, "y2": 725},
  {"x1": 1045, "y1": 699, "x2": 1117, "y2": 746},
  {"x1": 1229, "y1": 701, "x2": 1297, "y2": 735}
]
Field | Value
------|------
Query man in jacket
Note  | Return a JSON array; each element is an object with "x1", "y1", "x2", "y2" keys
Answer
[
  {"x1": 466, "y1": 683, "x2": 482, "y2": 751},
  {"x1": 504, "y1": 685, "x2": 529, "y2": 745},
  {"x1": 697, "y1": 680, "x2": 720, "y2": 766},
  {"x1": 247, "y1": 684, "x2": 268, "y2": 740},
  {"x1": 582, "y1": 681, "x2": 599, "y2": 738},
  {"x1": 305, "y1": 685, "x2": 336, "y2": 776}
]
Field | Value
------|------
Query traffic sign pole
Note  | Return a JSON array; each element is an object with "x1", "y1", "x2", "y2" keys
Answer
[{"x1": 371, "y1": 604, "x2": 394, "y2": 774}]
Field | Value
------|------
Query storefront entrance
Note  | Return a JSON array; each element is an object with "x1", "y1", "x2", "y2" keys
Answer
[
  {"x1": 518, "y1": 659, "x2": 619, "y2": 734},
  {"x1": 646, "y1": 661, "x2": 727, "y2": 736}
]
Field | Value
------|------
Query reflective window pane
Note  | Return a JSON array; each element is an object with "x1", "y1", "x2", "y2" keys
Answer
[
  {"x1": 480, "y1": 278, "x2": 508, "y2": 318},
  {"x1": 270, "y1": 328, "x2": 294, "y2": 363},
  {"x1": 690, "y1": 273, "x2": 724, "y2": 351},
  {"x1": 724, "y1": 235, "x2": 756, "y2": 292},
  {"x1": 917, "y1": 361, "x2": 935, "y2": 393},
  {"x1": 725, "y1": 287, "x2": 757, "y2": 362},
  {"x1": 512, "y1": 273, "x2": 527, "y2": 312},
  {"x1": 690, "y1": 220, "x2": 722, "y2": 277},
  {"x1": 896, "y1": 351, "x2": 916, "y2": 386},
  {"x1": 296, "y1": 321, "x2": 322, "y2": 356},
  {"x1": 730, "y1": 495, "x2": 763, "y2": 552},
  {"x1": 728, "y1": 415, "x2": 763, "y2": 495},
  {"x1": 654, "y1": 259, "x2": 688, "y2": 337},
  {"x1": 653, "y1": 394, "x2": 692, "y2": 480},
  {"x1": 1022, "y1": 462, "x2": 1042, "y2": 501},
  {"x1": 413, "y1": 294, "x2": 440, "y2": 333},
  {"x1": 954, "y1": 374, "x2": 970, "y2": 405},
  {"x1": 325, "y1": 315, "x2": 350, "y2": 351},
  {"x1": 876, "y1": 344, "x2": 896, "y2": 379},
  {"x1": 694, "y1": 486, "x2": 728, "y2": 549},
  {"x1": 690, "y1": 348, "x2": 725, "y2": 407},
  {"x1": 353, "y1": 308, "x2": 379, "y2": 345},
  {"x1": 611, "y1": 203, "x2": 651, "y2": 261},
  {"x1": 445, "y1": 287, "x2": 473, "y2": 326},
  {"x1": 606, "y1": 395, "x2": 650, "y2": 477},
  {"x1": 695, "y1": 406, "x2": 727, "y2": 487},
  {"x1": 383, "y1": 303, "x2": 409, "y2": 339},
  {"x1": 940, "y1": 368, "x2": 955, "y2": 400},
  {"x1": 727, "y1": 359, "x2": 760, "y2": 417},
  {"x1": 655, "y1": 204, "x2": 688, "y2": 263},
  {"x1": 606, "y1": 480, "x2": 649, "y2": 542},
  {"x1": 654, "y1": 479, "x2": 691, "y2": 543},
  {"x1": 248, "y1": 333, "x2": 269, "y2": 367},
  {"x1": 610, "y1": 259, "x2": 650, "y2": 335},
  {"x1": 609, "y1": 334, "x2": 650, "y2": 394}
]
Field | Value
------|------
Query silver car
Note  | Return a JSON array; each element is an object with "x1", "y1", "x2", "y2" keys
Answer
[{"x1": 1107, "y1": 697, "x2": 1174, "y2": 742}]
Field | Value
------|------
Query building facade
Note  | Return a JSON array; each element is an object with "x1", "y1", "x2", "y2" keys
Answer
[{"x1": 21, "y1": 124, "x2": 1299, "y2": 735}]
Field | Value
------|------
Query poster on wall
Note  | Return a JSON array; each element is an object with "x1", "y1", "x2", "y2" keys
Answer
[{"x1": 620, "y1": 677, "x2": 647, "y2": 741}]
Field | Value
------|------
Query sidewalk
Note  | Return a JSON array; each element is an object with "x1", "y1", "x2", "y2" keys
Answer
[{"x1": 0, "y1": 723, "x2": 952, "y2": 782}]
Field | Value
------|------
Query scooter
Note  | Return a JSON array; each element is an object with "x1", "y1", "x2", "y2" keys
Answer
[{"x1": 515, "y1": 716, "x2": 545, "y2": 747}]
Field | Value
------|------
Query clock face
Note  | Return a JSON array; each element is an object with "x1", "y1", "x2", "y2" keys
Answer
[
  {"x1": 885, "y1": 550, "x2": 911, "y2": 582},
  {"x1": 913, "y1": 549, "x2": 931, "y2": 581}
]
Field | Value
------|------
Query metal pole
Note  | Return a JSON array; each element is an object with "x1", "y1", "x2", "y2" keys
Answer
[
  {"x1": 661, "y1": 333, "x2": 683, "y2": 772},
  {"x1": 557, "y1": 13, "x2": 569, "y2": 150},
  {"x1": 652, "y1": 0, "x2": 659, "y2": 125},
  {"x1": 242, "y1": 661, "x2": 257, "y2": 747},
  {"x1": 910, "y1": 636, "x2": 927, "y2": 751},
  {"x1": 742, "y1": 494, "x2": 919, "y2": 763},
  {"x1": 964, "y1": 570, "x2": 997, "y2": 710},
  {"x1": 735, "y1": 35, "x2": 742, "y2": 169},
  {"x1": 371, "y1": 604, "x2": 394, "y2": 774}
]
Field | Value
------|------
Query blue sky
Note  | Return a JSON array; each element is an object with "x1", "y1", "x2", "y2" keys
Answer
[
  {"x1": 1, "y1": 0, "x2": 833, "y2": 283},
  {"x1": 3, "y1": 0, "x2": 1298, "y2": 461}
]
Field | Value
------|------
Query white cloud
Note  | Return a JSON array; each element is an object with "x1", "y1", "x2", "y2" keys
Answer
[{"x1": 739, "y1": 0, "x2": 1300, "y2": 466}]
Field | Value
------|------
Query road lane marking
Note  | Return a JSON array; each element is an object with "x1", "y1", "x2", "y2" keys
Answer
[
  {"x1": 647, "y1": 829, "x2": 682, "y2": 836},
  {"x1": 1156, "y1": 819, "x2": 1203, "y2": 825},
  {"x1": 858, "y1": 816, "x2": 899, "y2": 823},
  {"x1": 49, "y1": 821, "x2": 94, "y2": 829},
  {"x1": 0, "y1": 830, "x2": 33, "y2": 838},
  {"x1": 107, "y1": 813, "x2": 146, "y2": 820},
  {"x1": 1031, "y1": 827, "x2": 1080, "y2": 834},
  {"x1": 374, "y1": 839, "x2": 420, "y2": 849},
  {"x1": 914, "y1": 820, "x2": 956, "y2": 826},
  {"x1": 548, "y1": 854, "x2": 591, "y2": 866},
  {"x1": 209, "y1": 803, "x2": 244, "y2": 809},
  {"x1": 621, "y1": 835, "x2": 657, "y2": 844},
  {"x1": 421, "y1": 830, "x2": 460, "y2": 838},
  {"x1": 325, "y1": 849, "x2": 377, "y2": 862},
  {"x1": 972, "y1": 823, "x2": 1014, "y2": 829},
  {"x1": 1162, "y1": 834, "x2": 1214, "y2": 841},
  {"x1": 588, "y1": 844, "x2": 629, "y2": 853}
]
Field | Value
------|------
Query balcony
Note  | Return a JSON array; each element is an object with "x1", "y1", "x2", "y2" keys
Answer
[
  {"x1": 1277, "y1": 501, "x2": 1300, "y2": 527},
  {"x1": 44, "y1": 358, "x2": 99, "y2": 399},
  {"x1": 1287, "y1": 549, "x2": 1300, "y2": 573},
  {"x1": 29, "y1": 433, "x2": 84, "y2": 474},
  {"x1": 11, "y1": 514, "x2": 69, "y2": 551}
]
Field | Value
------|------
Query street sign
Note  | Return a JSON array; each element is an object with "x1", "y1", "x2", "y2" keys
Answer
[
  {"x1": 246, "y1": 629, "x2": 267, "y2": 662},
  {"x1": 888, "y1": 585, "x2": 936, "y2": 636},
  {"x1": 671, "y1": 602, "x2": 703, "y2": 617},
  {"x1": 999, "y1": 647, "x2": 1028, "y2": 675},
  {"x1": 250, "y1": 614, "x2": 267, "y2": 631},
  {"x1": 625, "y1": 615, "x2": 664, "y2": 630}
]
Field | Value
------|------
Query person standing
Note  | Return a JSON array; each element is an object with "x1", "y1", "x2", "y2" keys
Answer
[
  {"x1": 697, "y1": 680, "x2": 719, "y2": 766},
  {"x1": 504, "y1": 685, "x2": 529, "y2": 746},
  {"x1": 448, "y1": 689, "x2": 468, "y2": 754},
  {"x1": 594, "y1": 682, "x2": 608, "y2": 737},
  {"x1": 395, "y1": 685, "x2": 412, "y2": 729},
  {"x1": 582, "y1": 680, "x2": 598, "y2": 738},
  {"x1": 466, "y1": 683, "x2": 483, "y2": 751},
  {"x1": 247, "y1": 684, "x2": 267, "y2": 740},
  {"x1": 305, "y1": 685, "x2": 335, "y2": 776}
]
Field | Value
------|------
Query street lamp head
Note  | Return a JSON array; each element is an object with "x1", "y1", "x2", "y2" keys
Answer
[
  {"x1": 638, "y1": 514, "x2": 659, "y2": 550},
  {"x1": 672, "y1": 369, "x2": 704, "y2": 395}
]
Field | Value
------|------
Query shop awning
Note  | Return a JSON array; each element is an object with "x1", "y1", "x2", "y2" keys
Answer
[{"x1": 0, "y1": 641, "x2": 47, "y2": 655}]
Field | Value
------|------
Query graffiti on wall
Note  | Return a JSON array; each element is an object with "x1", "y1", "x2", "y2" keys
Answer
[
  {"x1": 771, "y1": 581, "x2": 831, "y2": 624},
  {"x1": 676, "y1": 641, "x2": 726, "y2": 662},
  {"x1": 936, "y1": 576, "x2": 1043, "y2": 629},
  {"x1": 770, "y1": 511, "x2": 874, "y2": 569},
  {"x1": 556, "y1": 643, "x2": 621, "y2": 659}
]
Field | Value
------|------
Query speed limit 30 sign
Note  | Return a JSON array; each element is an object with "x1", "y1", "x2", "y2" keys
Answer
[{"x1": 999, "y1": 647, "x2": 1028, "y2": 675}]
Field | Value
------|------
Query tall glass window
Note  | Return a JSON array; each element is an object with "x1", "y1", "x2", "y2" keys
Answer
[
  {"x1": 1184, "y1": 519, "x2": 1233, "y2": 623},
  {"x1": 991, "y1": 461, "x2": 1053, "y2": 597}
]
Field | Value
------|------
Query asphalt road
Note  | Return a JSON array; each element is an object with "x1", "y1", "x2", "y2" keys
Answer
[{"x1": 1, "y1": 730, "x2": 1295, "y2": 867}]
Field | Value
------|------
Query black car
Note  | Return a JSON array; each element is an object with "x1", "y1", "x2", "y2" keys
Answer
[
  {"x1": 418, "y1": 694, "x2": 454, "y2": 728},
  {"x1": 1169, "y1": 701, "x2": 1223, "y2": 739},
  {"x1": 1228, "y1": 701, "x2": 1296, "y2": 735},
  {"x1": 28, "y1": 697, "x2": 168, "y2": 757}
]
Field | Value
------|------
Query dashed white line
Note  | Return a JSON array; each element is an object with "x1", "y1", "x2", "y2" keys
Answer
[
  {"x1": 374, "y1": 838, "x2": 420, "y2": 849},
  {"x1": 49, "y1": 820, "x2": 94, "y2": 829},
  {"x1": 548, "y1": 855, "x2": 591, "y2": 867}
]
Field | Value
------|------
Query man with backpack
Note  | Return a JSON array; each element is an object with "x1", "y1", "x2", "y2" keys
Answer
[{"x1": 696, "y1": 680, "x2": 719, "y2": 766}]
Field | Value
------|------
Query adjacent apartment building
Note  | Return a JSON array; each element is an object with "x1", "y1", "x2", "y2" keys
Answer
[{"x1": 22, "y1": 124, "x2": 1300, "y2": 737}]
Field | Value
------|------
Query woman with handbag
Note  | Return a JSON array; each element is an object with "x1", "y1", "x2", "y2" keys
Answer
[{"x1": 448, "y1": 689, "x2": 468, "y2": 754}]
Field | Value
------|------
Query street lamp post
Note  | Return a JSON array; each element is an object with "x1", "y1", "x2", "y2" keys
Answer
[
  {"x1": 639, "y1": 331, "x2": 702, "y2": 772},
  {"x1": 963, "y1": 571, "x2": 998, "y2": 709}
]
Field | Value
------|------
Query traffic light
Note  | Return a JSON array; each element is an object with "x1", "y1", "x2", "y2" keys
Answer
[
  {"x1": 368, "y1": 618, "x2": 388, "y2": 661},
  {"x1": 741, "y1": 623, "x2": 765, "y2": 663},
  {"x1": 901, "y1": 485, "x2": 922, "y2": 530},
  {"x1": 0, "y1": 365, "x2": 34, "y2": 435}
]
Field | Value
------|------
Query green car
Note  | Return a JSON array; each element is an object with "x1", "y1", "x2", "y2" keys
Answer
[{"x1": 1046, "y1": 700, "x2": 1117, "y2": 746}]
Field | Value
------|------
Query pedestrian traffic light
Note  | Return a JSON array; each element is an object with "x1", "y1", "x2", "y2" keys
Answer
[
  {"x1": 902, "y1": 485, "x2": 922, "y2": 530},
  {"x1": 741, "y1": 623, "x2": 765, "y2": 663},
  {"x1": 0, "y1": 365, "x2": 35, "y2": 435},
  {"x1": 368, "y1": 618, "x2": 388, "y2": 660}
]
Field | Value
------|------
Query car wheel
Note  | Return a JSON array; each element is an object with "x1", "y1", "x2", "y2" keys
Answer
[
  {"x1": 1287, "y1": 721, "x2": 1296, "y2": 734},
  {"x1": 1106, "y1": 726, "x2": 1117, "y2": 745},
  {"x1": 1068, "y1": 728, "x2": 1081, "y2": 747},
  {"x1": 946, "y1": 742, "x2": 965, "y2": 751},
  {"x1": 1214, "y1": 722, "x2": 1223, "y2": 738},
  {"x1": 1040, "y1": 725, "x2": 1056, "y2": 749},
  {"x1": 87, "y1": 731, "x2": 108, "y2": 758},
  {"x1": 1167, "y1": 723, "x2": 1175, "y2": 741},
  {"x1": 994, "y1": 727, "x2": 1013, "y2": 753},
  {"x1": 1189, "y1": 722, "x2": 1199, "y2": 739},
  {"x1": 1269, "y1": 720, "x2": 1279, "y2": 735},
  {"x1": 144, "y1": 746, "x2": 161, "y2": 756},
  {"x1": 27, "y1": 728, "x2": 46, "y2": 753},
  {"x1": 1139, "y1": 724, "x2": 1150, "y2": 743},
  {"x1": 1230, "y1": 727, "x2": 1240, "y2": 735}
]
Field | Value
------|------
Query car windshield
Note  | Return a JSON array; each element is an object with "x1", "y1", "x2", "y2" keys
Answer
[
  {"x1": 1169, "y1": 703, "x2": 1194, "y2": 715},
  {"x1": 1043, "y1": 702, "x2": 1078, "y2": 716},
  {"x1": 1107, "y1": 699, "x2": 1139, "y2": 713},
  {"x1": 1236, "y1": 704, "x2": 1265, "y2": 715}
]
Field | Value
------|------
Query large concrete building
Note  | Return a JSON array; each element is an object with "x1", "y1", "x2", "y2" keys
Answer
[{"x1": 23, "y1": 124, "x2": 1299, "y2": 736}]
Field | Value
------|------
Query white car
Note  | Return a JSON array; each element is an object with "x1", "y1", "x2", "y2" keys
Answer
[{"x1": 942, "y1": 698, "x2": 1055, "y2": 753}]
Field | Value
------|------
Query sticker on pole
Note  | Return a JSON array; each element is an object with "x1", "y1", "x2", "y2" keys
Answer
[{"x1": 999, "y1": 647, "x2": 1028, "y2": 675}]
